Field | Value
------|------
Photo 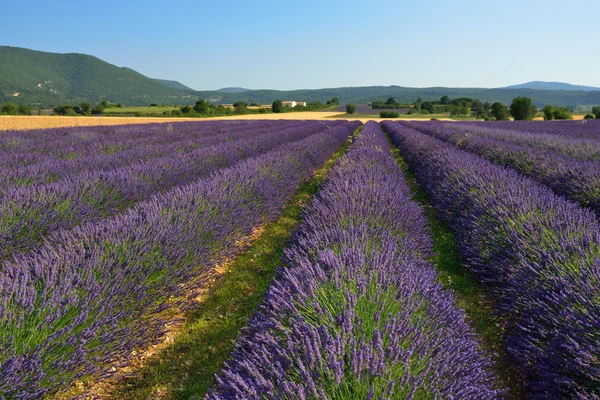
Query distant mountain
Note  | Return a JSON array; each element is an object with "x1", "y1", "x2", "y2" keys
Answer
[
  {"x1": 203, "y1": 86, "x2": 600, "y2": 108},
  {"x1": 505, "y1": 81, "x2": 600, "y2": 91},
  {"x1": 3, "y1": 46, "x2": 600, "y2": 108},
  {"x1": 0, "y1": 46, "x2": 196, "y2": 107},
  {"x1": 216, "y1": 87, "x2": 251, "y2": 93},
  {"x1": 152, "y1": 78, "x2": 195, "y2": 92}
]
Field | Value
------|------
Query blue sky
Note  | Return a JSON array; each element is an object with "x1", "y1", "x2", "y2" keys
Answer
[{"x1": 3, "y1": 0, "x2": 599, "y2": 90}]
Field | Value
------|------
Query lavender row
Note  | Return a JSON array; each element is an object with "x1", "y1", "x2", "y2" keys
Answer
[
  {"x1": 383, "y1": 121, "x2": 600, "y2": 399},
  {"x1": 0, "y1": 120, "x2": 311, "y2": 190},
  {"x1": 460, "y1": 119, "x2": 600, "y2": 140},
  {"x1": 0, "y1": 121, "x2": 339, "y2": 260},
  {"x1": 0, "y1": 120, "x2": 287, "y2": 160},
  {"x1": 208, "y1": 122, "x2": 499, "y2": 399},
  {"x1": 404, "y1": 120, "x2": 600, "y2": 217},
  {"x1": 407, "y1": 120, "x2": 600, "y2": 161},
  {"x1": 0, "y1": 121, "x2": 359, "y2": 399}
]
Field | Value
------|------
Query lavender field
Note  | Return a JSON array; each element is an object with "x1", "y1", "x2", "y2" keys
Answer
[{"x1": 0, "y1": 119, "x2": 599, "y2": 399}]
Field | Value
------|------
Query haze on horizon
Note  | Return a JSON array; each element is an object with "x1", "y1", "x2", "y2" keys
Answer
[{"x1": 3, "y1": 0, "x2": 599, "y2": 91}]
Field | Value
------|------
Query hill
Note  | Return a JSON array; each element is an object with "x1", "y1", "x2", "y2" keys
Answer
[
  {"x1": 152, "y1": 78, "x2": 195, "y2": 92},
  {"x1": 202, "y1": 86, "x2": 600, "y2": 108},
  {"x1": 216, "y1": 87, "x2": 252, "y2": 93},
  {"x1": 2, "y1": 46, "x2": 600, "y2": 108},
  {"x1": 0, "y1": 46, "x2": 196, "y2": 107},
  {"x1": 505, "y1": 81, "x2": 600, "y2": 91}
]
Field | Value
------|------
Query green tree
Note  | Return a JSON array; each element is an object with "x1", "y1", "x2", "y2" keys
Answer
[
  {"x1": 440, "y1": 95, "x2": 450, "y2": 105},
  {"x1": 379, "y1": 110, "x2": 400, "y2": 118},
  {"x1": 180, "y1": 105, "x2": 193, "y2": 114},
  {"x1": 543, "y1": 105, "x2": 572, "y2": 120},
  {"x1": 386, "y1": 97, "x2": 396, "y2": 105},
  {"x1": 194, "y1": 99, "x2": 211, "y2": 114},
  {"x1": 584, "y1": 114, "x2": 595, "y2": 120},
  {"x1": 331, "y1": 97, "x2": 339, "y2": 105},
  {"x1": 345, "y1": 104, "x2": 356, "y2": 114},
  {"x1": 491, "y1": 102, "x2": 510, "y2": 121},
  {"x1": 542, "y1": 105, "x2": 555, "y2": 120},
  {"x1": 101, "y1": 100, "x2": 110, "y2": 108},
  {"x1": 509, "y1": 97, "x2": 537, "y2": 120},
  {"x1": 17, "y1": 104, "x2": 32, "y2": 115},
  {"x1": 1, "y1": 102, "x2": 19, "y2": 115},
  {"x1": 592, "y1": 106, "x2": 600, "y2": 119},
  {"x1": 553, "y1": 107, "x2": 572, "y2": 120},
  {"x1": 449, "y1": 104, "x2": 469, "y2": 116},
  {"x1": 272, "y1": 100, "x2": 284, "y2": 113},
  {"x1": 233, "y1": 101, "x2": 248, "y2": 114},
  {"x1": 80, "y1": 102, "x2": 92, "y2": 116}
]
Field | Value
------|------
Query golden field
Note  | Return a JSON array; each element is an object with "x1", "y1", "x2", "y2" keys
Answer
[{"x1": 0, "y1": 112, "x2": 460, "y2": 131}]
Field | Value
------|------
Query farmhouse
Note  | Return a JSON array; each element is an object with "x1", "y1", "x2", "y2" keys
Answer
[{"x1": 281, "y1": 101, "x2": 307, "y2": 108}]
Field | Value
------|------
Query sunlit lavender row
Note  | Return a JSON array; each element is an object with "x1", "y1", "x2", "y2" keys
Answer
[
  {"x1": 0, "y1": 120, "x2": 309, "y2": 189},
  {"x1": 0, "y1": 121, "x2": 359, "y2": 398},
  {"x1": 207, "y1": 122, "x2": 500, "y2": 399},
  {"x1": 0, "y1": 121, "x2": 339, "y2": 260},
  {"x1": 384, "y1": 121, "x2": 600, "y2": 399},
  {"x1": 460, "y1": 119, "x2": 600, "y2": 140},
  {"x1": 403, "y1": 120, "x2": 600, "y2": 217}
]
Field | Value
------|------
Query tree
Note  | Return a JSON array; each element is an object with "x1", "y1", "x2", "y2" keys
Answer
[
  {"x1": 345, "y1": 104, "x2": 356, "y2": 114},
  {"x1": 331, "y1": 97, "x2": 339, "y2": 105},
  {"x1": 440, "y1": 95, "x2": 450, "y2": 105},
  {"x1": 592, "y1": 106, "x2": 600, "y2": 119},
  {"x1": 272, "y1": 100, "x2": 284, "y2": 113},
  {"x1": 449, "y1": 104, "x2": 469, "y2": 116},
  {"x1": 17, "y1": 104, "x2": 32, "y2": 115},
  {"x1": 180, "y1": 105, "x2": 193, "y2": 114},
  {"x1": 101, "y1": 100, "x2": 110, "y2": 108},
  {"x1": 542, "y1": 105, "x2": 555, "y2": 120},
  {"x1": 491, "y1": 102, "x2": 510, "y2": 121},
  {"x1": 80, "y1": 102, "x2": 92, "y2": 116},
  {"x1": 379, "y1": 110, "x2": 400, "y2": 118},
  {"x1": 553, "y1": 107, "x2": 572, "y2": 120},
  {"x1": 584, "y1": 114, "x2": 595, "y2": 120},
  {"x1": 509, "y1": 97, "x2": 537, "y2": 120},
  {"x1": 1, "y1": 102, "x2": 19, "y2": 115},
  {"x1": 233, "y1": 101, "x2": 248, "y2": 114},
  {"x1": 421, "y1": 101, "x2": 436, "y2": 114},
  {"x1": 386, "y1": 97, "x2": 396, "y2": 105},
  {"x1": 194, "y1": 99, "x2": 211, "y2": 114},
  {"x1": 543, "y1": 105, "x2": 572, "y2": 120}
]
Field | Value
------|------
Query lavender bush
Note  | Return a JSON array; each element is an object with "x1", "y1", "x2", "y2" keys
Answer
[
  {"x1": 208, "y1": 122, "x2": 500, "y2": 399},
  {"x1": 0, "y1": 121, "x2": 359, "y2": 398},
  {"x1": 0, "y1": 120, "x2": 305, "y2": 189},
  {"x1": 0, "y1": 121, "x2": 341, "y2": 259},
  {"x1": 403, "y1": 120, "x2": 600, "y2": 217},
  {"x1": 383, "y1": 121, "x2": 600, "y2": 399}
]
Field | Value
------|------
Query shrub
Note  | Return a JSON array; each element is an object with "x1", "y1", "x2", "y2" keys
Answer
[
  {"x1": 509, "y1": 97, "x2": 537, "y2": 120},
  {"x1": 379, "y1": 110, "x2": 400, "y2": 118},
  {"x1": 584, "y1": 114, "x2": 595, "y2": 120},
  {"x1": 272, "y1": 100, "x2": 283, "y2": 113},
  {"x1": 345, "y1": 104, "x2": 356, "y2": 114}
]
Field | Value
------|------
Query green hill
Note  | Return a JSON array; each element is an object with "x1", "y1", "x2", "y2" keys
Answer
[
  {"x1": 152, "y1": 78, "x2": 195, "y2": 92},
  {"x1": 202, "y1": 86, "x2": 600, "y2": 108},
  {"x1": 505, "y1": 81, "x2": 600, "y2": 91},
  {"x1": 0, "y1": 46, "x2": 196, "y2": 107},
  {"x1": 2, "y1": 46, "x2": 600, "y2": 109}
]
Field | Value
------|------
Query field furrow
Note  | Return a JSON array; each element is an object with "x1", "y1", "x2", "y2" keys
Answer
[
  {"x1": 402, "y1": 120, "x2": 600, "y2": 217},
  {"x1": 0, "y1": 121, "x2": 359, "y2": 398},
  {"x1": 0, "y1": 121, "x2": 343, "y2": 260},
  {"x1": 383, "y1": 121, "x2": 600, "y2": 398},
  {"x1": 208, "y1": 122, "x2": 501, "y2": 399}
]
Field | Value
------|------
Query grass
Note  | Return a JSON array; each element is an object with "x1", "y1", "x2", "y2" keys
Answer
[
  {"x1": 102, "y1": 106, "x2": 180, "y2": 115},
  {"x1": 384, "y1": 129, "x2": 525, "y2": 398},
  {"x1": 88, "y1": 128, "x2": 360, "y2": 399},
  {"x1": 328, "y1": 113, "x2": 479, "y2": 120}
]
